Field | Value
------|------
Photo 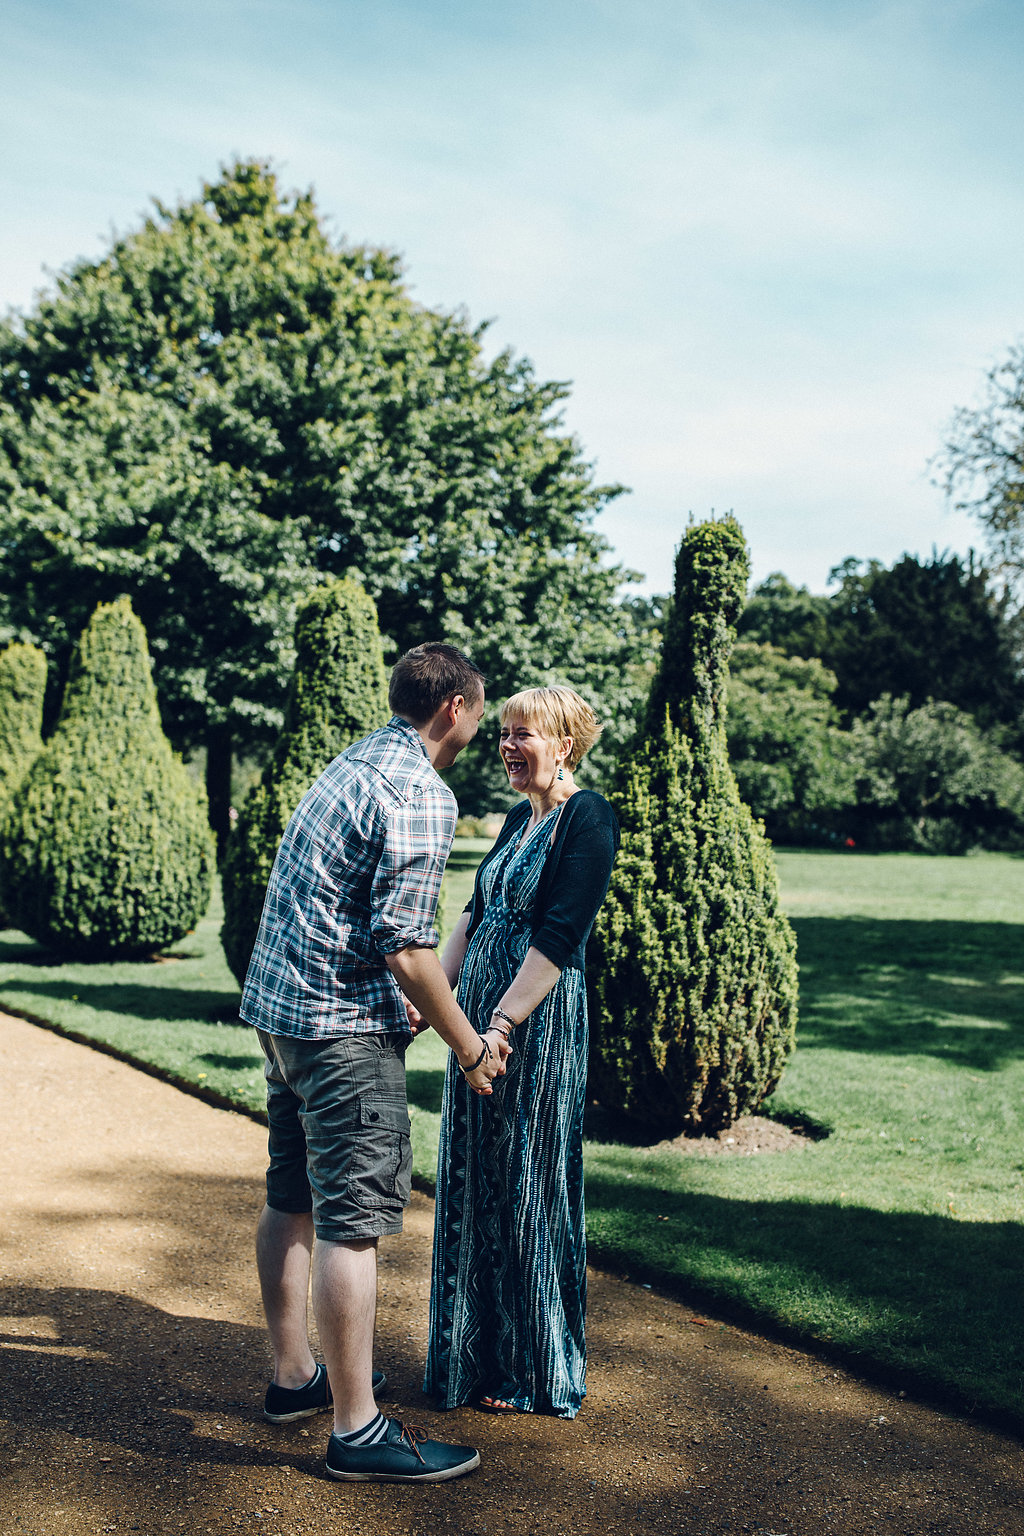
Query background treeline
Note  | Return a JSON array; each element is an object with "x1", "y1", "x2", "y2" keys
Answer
[
  {"x1": 0, "y1": 159, "x2": 651, "y2": 843},
  {"x1": 728, "y1": 552, "x2": 1024, "y2": 851},
  {"x1": 4, "y1": 159, "x2": 1024, "y2": 854}
]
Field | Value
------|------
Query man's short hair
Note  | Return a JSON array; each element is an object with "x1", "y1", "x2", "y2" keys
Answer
[{"x1": 388, "y1": 643, "x2": 485, "y2": 724}]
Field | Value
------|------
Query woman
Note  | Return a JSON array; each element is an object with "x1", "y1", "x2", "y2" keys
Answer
[{"x1": 424, "y1": 685, "x2": 619, "y2": 1419}]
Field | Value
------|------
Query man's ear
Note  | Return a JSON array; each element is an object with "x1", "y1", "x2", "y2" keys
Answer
[{"x1": 446, "y1": 693, "x2": 466, "y2": 723}]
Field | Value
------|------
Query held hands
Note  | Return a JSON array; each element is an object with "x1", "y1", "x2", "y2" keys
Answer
[{"x1": 461, "y1": 1027, "x2": 512, "y2": 1095}]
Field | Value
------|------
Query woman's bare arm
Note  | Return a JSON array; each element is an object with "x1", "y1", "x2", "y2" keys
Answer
[
  {"x1": 440, "y1": 911, "x2": 471, "y2": 989},
  {"x1": 492, "y1": 946, "x2": 562, "y2": 1028}
]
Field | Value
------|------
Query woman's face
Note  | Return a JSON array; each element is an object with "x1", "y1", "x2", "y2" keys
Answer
[{"x1": 498, "y1": 716, "x2": 565, "y2": 794}]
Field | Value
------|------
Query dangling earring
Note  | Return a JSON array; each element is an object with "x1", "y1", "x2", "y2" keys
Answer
[{"x1": 556, "y1": 763, "x2": 565, "y2": 782}]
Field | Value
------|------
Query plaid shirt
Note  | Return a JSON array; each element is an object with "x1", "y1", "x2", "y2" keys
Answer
[{"x1": 240, "y1": 716, "x2": 457, "y2": 1040}]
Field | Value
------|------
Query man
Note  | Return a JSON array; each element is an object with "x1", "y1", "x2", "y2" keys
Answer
[{"x1": 240, "y1": 642, "x2": 508, "y2": 1483}]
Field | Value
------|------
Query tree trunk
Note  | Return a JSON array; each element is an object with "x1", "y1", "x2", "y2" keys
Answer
[{"x1": 206, "y1": 723, "x2": 233, "y2": 860}]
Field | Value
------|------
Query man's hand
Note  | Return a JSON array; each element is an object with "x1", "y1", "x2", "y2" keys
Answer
[{"x1": 460, "y1": 1027, "x2": 511, "y2": 1095}]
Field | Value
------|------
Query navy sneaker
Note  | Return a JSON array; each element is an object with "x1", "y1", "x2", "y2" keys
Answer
[
  {"x1": 325, "y1": 1418, "x2": 480, "y2": 1482},
  {"x1": 263, "y1": 1364, "x2": 387, "y2": 1423}
]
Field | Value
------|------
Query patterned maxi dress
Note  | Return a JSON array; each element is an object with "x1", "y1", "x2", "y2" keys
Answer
[{"x1": 424, "y1": 806, "x2": 589, "y2": 1418}]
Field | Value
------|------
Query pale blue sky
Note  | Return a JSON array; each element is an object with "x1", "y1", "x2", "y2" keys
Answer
[{"x1": 3, "y1": 0, "x2": 1023, "y2": 595}]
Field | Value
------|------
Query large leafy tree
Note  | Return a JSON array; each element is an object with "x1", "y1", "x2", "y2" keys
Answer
[
  {"x1": 822, "y1": 553, "x2": 1021, "y2": 729},
  {"x1": 737, "y1": 572, "x2": 830, "y2": 659},
  {"x1": 846, "y1": 695, "x2": 1024, "y2": 853},
  {"x1": 0, "y1": 160, "x2": 640, "y2": 835},
  {"x1": 740, "y1": 555, "x2": 1021, "y2": 735},
  {"x1": 941, "y1": 343, "x2": 1024, "y2": 581},
  {"x1": 726, "y1": 641, "x2": 854, "y2": 840}
]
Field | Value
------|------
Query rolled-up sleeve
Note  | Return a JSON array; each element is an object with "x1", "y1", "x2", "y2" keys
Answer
[{"x1": 370, "y1": 789, "x2": 457, "y2": 955}]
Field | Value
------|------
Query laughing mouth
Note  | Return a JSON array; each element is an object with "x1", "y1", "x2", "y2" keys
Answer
[{"x1": 504, "y1": 757, "x2": 527, "y2": 774}]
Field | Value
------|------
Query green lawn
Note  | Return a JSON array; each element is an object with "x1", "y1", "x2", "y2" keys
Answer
[
  {"x1": 1, "y1": 846, "x2": 1021, "y2": 1429},
  {"x1": 584, "y1": 851, "x2": 1024, "y2": 1431}
]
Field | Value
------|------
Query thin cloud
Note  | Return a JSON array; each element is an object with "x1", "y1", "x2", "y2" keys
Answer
[{"x1": 2, "y1": 0, "x2": 1022, "y2": 593}]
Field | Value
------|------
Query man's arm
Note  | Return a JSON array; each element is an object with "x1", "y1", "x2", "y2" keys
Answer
[
  {"x1": 403, "y1": 912, "x2": 470, "y2": 1035},
  {"x1": 386, "y1": 945, "x2": 509, "y2": 1093}
]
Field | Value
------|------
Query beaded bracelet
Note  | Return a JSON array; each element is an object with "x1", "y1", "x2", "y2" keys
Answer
[{"x1": 491, "y1": 1006, "x2": 517, "y2": 1030}]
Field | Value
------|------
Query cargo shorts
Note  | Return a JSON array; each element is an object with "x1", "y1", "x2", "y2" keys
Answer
[{"x1": 257, "y1": 1028, "x2": 412, "y2": 1243}]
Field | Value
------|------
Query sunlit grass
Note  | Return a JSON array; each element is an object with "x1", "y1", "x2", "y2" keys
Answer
[
  {"x1": 581, "y1": 851, "x2": 1024, "y2": 1427},
  {"x1": 1, "y1": 847, "x2": 1022, "y2": 1427}
]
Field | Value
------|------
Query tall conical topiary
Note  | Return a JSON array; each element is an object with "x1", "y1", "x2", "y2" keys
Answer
[
  {"x1": 0, "y1": 642, "x2": 48, "y2": 927},
  {"x1": 588, "y1": 515, "x2": 798, "y2": 1138},
  {"x1": 0, "y1": 598, "x2": 214, "y2": 958},
  {"x1": 220, "y1": 577, "x2": 389, "y2": 986}
]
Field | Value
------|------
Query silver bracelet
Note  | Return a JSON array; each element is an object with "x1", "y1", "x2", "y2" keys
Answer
[{"x1": 491, "y1": 1006, "x2": 517, "y2": 1030}]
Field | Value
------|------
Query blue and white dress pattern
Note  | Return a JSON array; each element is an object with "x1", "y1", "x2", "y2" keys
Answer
[{"x1": 425, "y1": 807, "x2": 589, "y2": 1418}]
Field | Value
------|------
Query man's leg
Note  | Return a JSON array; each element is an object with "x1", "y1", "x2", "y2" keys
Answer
[
  {"x1": 258, "y1": 1033, "x2": 479, "y2": 1480},
  {"x1": 312, "y1": 1236, "x2": 379, "y2": 1435},
  {"x1": 256, "y1": 1203, "x2": 317, "y2": 1389}
]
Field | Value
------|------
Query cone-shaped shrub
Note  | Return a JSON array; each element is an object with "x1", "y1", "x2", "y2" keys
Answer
[
  {"x1": 221, "y1": 577, "x2": 389, "y2": 986},
  {"x1": 0, "y1": 598, "x2": 214, "y2": 958},
  {"x1": 588, "y1": 516, "x2": 798, "y2": 1138},
  {"x1": 0, "y1": 642, "x2": 48, "y2": 926}
]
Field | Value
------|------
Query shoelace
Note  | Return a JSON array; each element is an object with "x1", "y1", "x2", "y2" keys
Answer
[{"x1": 396, "y1": 1422, "x2": 429, "y2": 1463}]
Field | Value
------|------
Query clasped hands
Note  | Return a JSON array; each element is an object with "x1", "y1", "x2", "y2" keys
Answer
[
  {"x1": 461, "y1": 1027, "x2": 512, "y2": 1096},
  {"x1": 403, "y1": 1000, "x2": 511, "y2": 1096}
]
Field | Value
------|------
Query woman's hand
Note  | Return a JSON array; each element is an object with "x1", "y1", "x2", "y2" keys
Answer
[
  {"x1": 404, "y1": 997, "x2": 430, "y2": 1038},
  {"x1": 488, "y1": 1026, "x2": 513, "y2": 1070}
]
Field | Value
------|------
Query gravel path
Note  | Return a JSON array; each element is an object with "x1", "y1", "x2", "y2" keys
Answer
[{"x1": 1, "y1": 1011, "x2": 1021, "y2": 1536}]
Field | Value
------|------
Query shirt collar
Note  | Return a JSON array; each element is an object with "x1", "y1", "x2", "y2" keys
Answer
[{"x1": 387, "y1": 714, "x2": 431, "y2": 760}]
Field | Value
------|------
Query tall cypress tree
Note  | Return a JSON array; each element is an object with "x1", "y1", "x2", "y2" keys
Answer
[
  {"x1": 588, "y1": 516, "x2": 798, "y2": 1138},
  {"x1": 0, "y1": 642, "x2": 47, "y2": 926},
  {"x1": 220, "y1": 577, "x2": 389, "y2": 986},
  {"x1": 0, "y1": 599, "x2": 214, "y2": 958}
]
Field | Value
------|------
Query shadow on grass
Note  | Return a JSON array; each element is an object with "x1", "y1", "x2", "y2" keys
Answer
[
  {"x1": 793, "y1": 916, "x2": 1024, "y2": 1069},
  {"x1": 198, "y1": 1052, "x2": 261, "y2": 1071},
  {"x1": 406, "y1": 1066, "x2": 446, "y2": 1114},
  {"x1": 0, "y1": 932, "x2": 209, "y2": 965},
  {"x1": 584, "y1": 1171, "x2": 1024, "y2": 1429},
  {"x1": 0, "y1": 932, "x2": 63, "y2": 965},
  {"x1": 445, "y1": 844, "x2": 491, "y2": 872},
  {"x1": 2, "y1": 977, "x2": 240, "y2": 1023}
]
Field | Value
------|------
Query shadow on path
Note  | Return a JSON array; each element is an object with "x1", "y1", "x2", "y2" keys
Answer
[
  {"x1": 585, "y1": 1174, "x2": 1024, "y2": 1430},
  {"x1": 3, "y1": 1012, "x2": 1024, "y2": 1536}
]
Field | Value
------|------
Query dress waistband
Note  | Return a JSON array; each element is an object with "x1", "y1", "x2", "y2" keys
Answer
[{"x1": 478, "y1": 902, "x2": 531, "y2": 928}]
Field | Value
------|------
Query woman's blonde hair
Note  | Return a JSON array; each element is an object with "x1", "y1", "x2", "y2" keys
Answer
[{"x1": 499, "y1": 685, "x2": 602, "y2": 771}]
